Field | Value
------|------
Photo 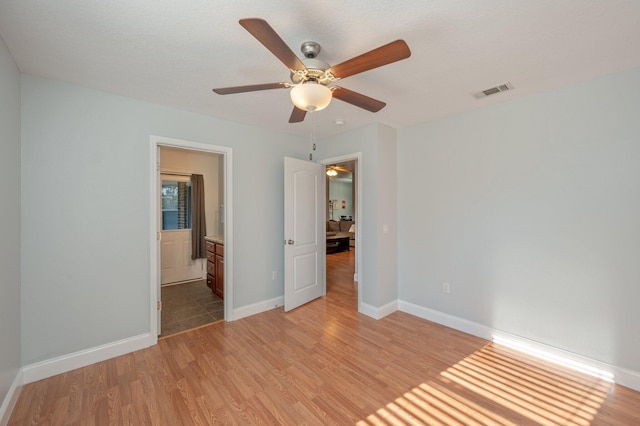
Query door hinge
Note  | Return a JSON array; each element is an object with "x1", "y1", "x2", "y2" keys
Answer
[
  {"x1": 157, "y1": 301, "x2": 162, "y2": 311},
  {"x1": 157, "y1": 232, "x2": 162, "y2": 241}
]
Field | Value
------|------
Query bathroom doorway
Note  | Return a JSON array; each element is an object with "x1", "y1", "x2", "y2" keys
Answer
[
  {"x1": 149, "y1": 136, "x2": 233, "y2": 341},
  {"x1": 158, "y1": 146, "x2": 224, "y2": 336}
]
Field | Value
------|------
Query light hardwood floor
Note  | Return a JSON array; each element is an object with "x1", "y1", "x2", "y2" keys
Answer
[{"x1": 9, "y1": 250, "x2": 640, "y2": 424}]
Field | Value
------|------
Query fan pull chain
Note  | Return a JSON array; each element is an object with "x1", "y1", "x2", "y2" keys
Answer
[{"x1": 309, "y1": 113, "x2": 317, "y2": 161}]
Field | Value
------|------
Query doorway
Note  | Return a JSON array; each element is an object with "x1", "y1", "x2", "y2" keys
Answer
[
  {"x1": 149, "y1": 136, "x2": 233, "y2": 342},
  {"x1": 158, "y1": 146, "x2": 223, "y2": 336},
  {"x1": 321, "y1": 154, "x2": 361, "y2": 310}
]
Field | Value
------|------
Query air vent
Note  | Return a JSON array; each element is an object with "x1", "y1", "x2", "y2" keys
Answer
[{"x1": 475, "y1": 82, "x2": 514, "y2": 99}]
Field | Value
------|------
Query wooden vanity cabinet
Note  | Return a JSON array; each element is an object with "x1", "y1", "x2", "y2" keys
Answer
[
  {"x1": 206, "y1": 240, "x2": 224, "y2": 299},
  {"x1": 214, "y1": 244, "x2": 224, "y2": 298},
  {"x1": 206, "y1": 241, "x2": 215, "y2": 293}
]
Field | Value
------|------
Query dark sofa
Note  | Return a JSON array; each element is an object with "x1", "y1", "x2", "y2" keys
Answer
[{"x1": 326, "y1": 220, "x2": 355, "y2": 247}]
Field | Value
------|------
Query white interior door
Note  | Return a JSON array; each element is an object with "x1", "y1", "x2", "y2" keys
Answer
[
  {"x1": 160, "y1": 230, "x2": 202, "y2": 284},
  {"x1": 284, "y1": 157, "x2": 325, "y2": 311},
  {"x1": 160, "y1": 174, "x2": 203, "y2": 285}
]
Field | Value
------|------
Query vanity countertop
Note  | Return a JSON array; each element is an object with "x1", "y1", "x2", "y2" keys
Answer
[{"x1": 204, "y1": 235, "x2": 224, "y2": 245}]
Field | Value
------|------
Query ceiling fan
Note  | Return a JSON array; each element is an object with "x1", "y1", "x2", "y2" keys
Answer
[
  {"x1": 326, "y1": 164, "x2": 351, "y2": 177},
  {"x1": 212, "y1": 18, "x2": 411, "y2": 123}
]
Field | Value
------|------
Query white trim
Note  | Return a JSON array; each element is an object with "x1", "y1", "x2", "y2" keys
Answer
[
  {"x1": 359, "y1": 302, "x2": 378, "y2": 319},
  {"x1": 0, "y1": 368, "x2": 23, "y2": 425},
  {"x1": 377, "y1": 299, "x2": 398, "y2": 319},
  {"x1": 319, "y1": 152, "x2": 363, "y2": 312},
  {"x1": 358, "y1": 302, "x2": 379, "y2": 319},
  {"x1": 149, "y1": 136, "x2": 235, "y2": 338},
  {"x1": 398, "y1": 300, "x2": 494, "y2": 339},
  {"x1": 398, "y1": 300, "x2": 640, "y2": 392},
  {"x1": 613, "y1": 366, "x2": 640, "y2": 391},
  {"x1": 22, "y1": 334, "x2": 152, "y2": 385},
  {"x1": 233, "y1": 296, "x2": 284, "y2": 321},
  {"x1": 359, "y1": 300, "x2": 398, "y2": 320},
  {"x1": 490, "y1": 334, "x2": 640, "y2": 390},
  {"x1": 149, "y1": 138, "x2": 160, "y2": 340}
]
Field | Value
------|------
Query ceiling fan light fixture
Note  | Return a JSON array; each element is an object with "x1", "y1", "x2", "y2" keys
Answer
[
  {"x1": 213, "y1": 19, "x2": 411, "y2": 123},
  {"x1": 290, "y1": 81, "x2": 332, "y2": 112},
  {"x1": 326, "y1": 168, "x2": 338, "y2": 177}
]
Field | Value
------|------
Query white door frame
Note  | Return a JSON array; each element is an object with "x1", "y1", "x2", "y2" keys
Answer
[
  {"x1": 319, "y1": 152, "x2": 362, "y2": 312},
  {"x1": 149, "y1": 135, "x2": 234, "y2": 343}
]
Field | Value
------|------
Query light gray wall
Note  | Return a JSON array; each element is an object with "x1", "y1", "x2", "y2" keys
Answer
[
  {"x1": 0, "y1": 36, "x2": 22, "y2": 404},
  {"x1": 329, "y1": 179, "x2": 353, "y2": 219},
  {"x1": 398, "y1": 67, "x2": 640, "y2": 371},
  {"x1": 377, "y1": 124, "x2": 398, "y2": 305},
  {"x1": 20, "y1": 75, "x2": 307, "y2": 365},
  {"x1": 317, "y1": 123, "x2": 398, "y2": 307}
]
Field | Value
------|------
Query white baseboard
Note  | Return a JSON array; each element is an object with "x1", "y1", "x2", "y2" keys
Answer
[
  {"x1": 398, "y1": 300, "x2": 494, "y2": 340},
  {"x1": 232, "y1": 296, "x2": 284, "y2": 321},
  {"x1": 0, "y1": 368, "x2": 23, "y2": 426},
  {"x1": 612, "y1": 366, "x2": 640, "y2": 392},
  {"x1": 398, "y1": 300, "x2": 640, "y2": 392},
  {"x1": 22, "y1": 333, "x2": 153, "y2": 385},
  {"x1": 359, "y1": 299, "x2": 397, "y2": 320},
  {"x1": 358, "y1": 302, "x2": 378, "y2": 319}
]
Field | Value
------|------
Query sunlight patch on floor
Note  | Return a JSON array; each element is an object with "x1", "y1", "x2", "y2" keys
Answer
[
  {"x1": 358, "y1": 343, "x2": 612, "y2": 425},
  {"x1": 492, "y1": 335, "x2": 615, "y2": 382}
]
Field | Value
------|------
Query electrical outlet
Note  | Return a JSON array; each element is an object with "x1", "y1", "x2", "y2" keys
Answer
[
  {"x1": 443, "y1": 282, "x2": 450, "y2": 294},
  {"x1": 272, "y1": 271, "x2": 278, "y2": 280}
]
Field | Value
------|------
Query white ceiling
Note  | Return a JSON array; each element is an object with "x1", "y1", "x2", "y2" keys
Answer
[{"x1": 1, "y1": 0, "x2": 639, "y2": 139}]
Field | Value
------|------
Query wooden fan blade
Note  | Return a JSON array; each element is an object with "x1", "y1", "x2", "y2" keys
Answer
[
  {"x1": 212, "y1": 82, "x2": 288, "y2": 95},
  {"x1": 330, "y1": 40, "x2": 411, "y2": 79},
  {"x1": 289, "y1": 107, "x2": 307, "y2": 123},
  {"x1": 332, "y1": 87, "x2": 386, "y2": 112},
  {"x1": 239, "y1": 18, "x2": 306, "y2": 71}
]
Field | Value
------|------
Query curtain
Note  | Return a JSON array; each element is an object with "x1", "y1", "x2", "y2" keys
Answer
[{"x1": 191, "y1": 174, "x2": 206, "y2": 259}]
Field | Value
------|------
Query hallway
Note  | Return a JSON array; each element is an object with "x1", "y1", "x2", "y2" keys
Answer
[{"x1": 326, "y1": 248, "x2": 357, "y2": 311}]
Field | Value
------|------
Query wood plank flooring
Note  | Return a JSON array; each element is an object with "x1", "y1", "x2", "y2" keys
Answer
[{"x1": 9, "y1": 250, "x2": 640, "y2": 424}]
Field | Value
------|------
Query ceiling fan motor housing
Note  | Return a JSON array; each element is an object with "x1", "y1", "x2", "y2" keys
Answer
[
  {"x1": 301, "y1": 41, "x2": 321, "y2": 58},
  {"x1": 290, "y1": 57, "x2": 333, "y2": 85}
]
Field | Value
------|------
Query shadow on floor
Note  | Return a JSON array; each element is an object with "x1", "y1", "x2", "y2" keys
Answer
[{"x1": 160, "y1": 280, "x2": 223, "y2": 337}]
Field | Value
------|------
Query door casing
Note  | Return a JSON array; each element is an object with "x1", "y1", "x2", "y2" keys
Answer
[
  {"x1": 319, "y1": 153, "x2": 362, "y2": 312},
  {"x1": 149, "y1": 136, "x2": 233, "y2": 342}
]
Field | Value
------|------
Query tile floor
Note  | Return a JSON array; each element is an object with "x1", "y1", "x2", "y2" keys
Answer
[{"x1": 160, "y1": 280, "x2": 223, "y2": 337}]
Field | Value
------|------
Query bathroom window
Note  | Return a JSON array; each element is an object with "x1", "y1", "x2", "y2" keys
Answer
[{"x1": 161, "y1": 176, "x2": 192, "y2": 230}]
